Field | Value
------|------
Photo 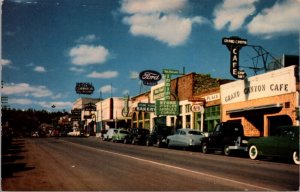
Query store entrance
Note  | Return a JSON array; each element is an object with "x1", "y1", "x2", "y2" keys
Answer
[
  {"x1": 268, "y1": 115, "x2": 292, "y2": 136},
  {"x1": 244, "y1": 111, "x2": 264, "y2": 136}
]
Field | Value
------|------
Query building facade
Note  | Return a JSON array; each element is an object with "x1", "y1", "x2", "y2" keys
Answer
[
  {"x1": 95, "y1": 97, "x2": 131, "y2": 132},
  {"x1": 221, "y1": 65, "x2": 299, "y2": 137}
]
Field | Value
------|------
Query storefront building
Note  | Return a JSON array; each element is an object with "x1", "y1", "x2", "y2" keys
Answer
[
  {"x1": 192, "y1": 87, "x2": 221, "y2": 132},
  {"x1": 221, "y1": 65, "x2": 299, "y2": 137},
  {"x1": 95, "y1": 97, "x2": 131, "y2": 132},
  {"x1": 150, "y1": 73, "x2": 226, "y2": 131},
  {"x1": 72, "y1": 97, "x2": 100, "y2": 135},
  {"x1": 130, "y1": 92, "x2": 151, "y2": 129}
]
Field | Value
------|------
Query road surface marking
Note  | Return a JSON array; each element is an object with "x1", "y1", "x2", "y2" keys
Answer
[{"x1": 67, "y1": 140, "x2": 274, "y2": 191}]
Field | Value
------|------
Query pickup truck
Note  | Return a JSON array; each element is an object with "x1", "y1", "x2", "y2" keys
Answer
[{"x1": 201, "y1": 122, "x2": 249, "y2": 156}]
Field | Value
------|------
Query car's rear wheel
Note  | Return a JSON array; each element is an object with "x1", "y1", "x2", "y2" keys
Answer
[
  {"x1": 202, "y1": 143, "x2": 209, "y2": 154},
  {"x1": 157, "y1": 140, "x2": 162, "y2": 148},
  {"x1": 146, "y1": 139, "x2": 151, "y2": 146},
  {"x1": 292, "y1": 150, "x2": 300, "y2": 165},
  {"x1": 132, "y1": 137, "x2": 137, "y2": 145},
  {"x1": 249, "y1": 145, "x2": 259, "y2": 160},
  {"x1": 224, "y1": 145, "x2": 231, "y2": 156},
  {"x1": 167, "y1": 140, "x2": 171, "y2": 149}
]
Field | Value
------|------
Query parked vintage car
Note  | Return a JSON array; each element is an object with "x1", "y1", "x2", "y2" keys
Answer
[
  {"x1": 248, "y1": 125, "x2": 299, "y2": 164},
  {"x1": 124, "y1": 128, "x2": 150, "y2": 145},
  {"x1": 146, "y1": 125, "x2": 174, "y2": 147},
  {"x1": 166, "y1": 128, "x2": 204, "y2": 150},
  {"x1": 67, "y1": 127, "x2": 80, "y2": 137},
  {"x1": 112, "y1": 129, "x2": 130, "y2": 143},
  {"x1": 102, "y1": 128, "x2": 118, "y2": 141}
]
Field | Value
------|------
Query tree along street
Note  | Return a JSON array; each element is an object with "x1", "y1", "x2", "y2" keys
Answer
[{"x1": 2, "y1": 137, "x2": 299, "y2": 191}]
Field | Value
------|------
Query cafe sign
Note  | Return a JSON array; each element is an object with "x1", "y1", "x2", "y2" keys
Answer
[
  {"x1": 221, "y1": 65, "x2": 296, "y2": 104},
  {"x1": 222, "y1": 36, "x2": 247, "y2": 79}
]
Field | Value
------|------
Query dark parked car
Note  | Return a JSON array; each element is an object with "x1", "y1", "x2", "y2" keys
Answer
[
  {"x1": 146, "y1": 125, "x2": 174, "y2": 147},
  {"x1": 201, "y1": 122, "x2": 248, "y2": 156},
  {"x1": 248, "y1": 125, "x2": 299, "y2": 164},
  {"x1": 124, "y1": 128, "x2": 150, "y2": 145}
]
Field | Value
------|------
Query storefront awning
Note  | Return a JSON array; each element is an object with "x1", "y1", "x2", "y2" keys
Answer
[{"x1": 226, "y1": 103, "x2": 283, "y2": 114}]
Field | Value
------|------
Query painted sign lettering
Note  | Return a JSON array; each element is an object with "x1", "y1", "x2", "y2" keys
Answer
[
  {"x1": 222, "y1": 36, "x2": 247, "y2": 79},
  {"x1": 75, "y1": 82, "x2": 95, "y2": 95},
  {"x1": 139, "y1": 70, "x2": 162, "y2": 86}
]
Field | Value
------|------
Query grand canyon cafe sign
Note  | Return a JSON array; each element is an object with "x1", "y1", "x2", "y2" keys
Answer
[{"x1": 222, "y1": 36, "x2": 247, "y2": 79}]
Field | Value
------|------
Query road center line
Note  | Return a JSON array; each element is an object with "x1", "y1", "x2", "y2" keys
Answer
[{"x1": 67, "y1": 140, "x2": 274, "y2": 191}]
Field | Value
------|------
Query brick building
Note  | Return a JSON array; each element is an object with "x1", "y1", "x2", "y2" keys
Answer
[
  {"x1": 149, "y1": 73, "x2": 229, "y2": 131},
  {"x1": 221, "y1": 65, "x2": 299, "y2": 137}
]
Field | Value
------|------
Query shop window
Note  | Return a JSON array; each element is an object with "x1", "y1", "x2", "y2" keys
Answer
[
  {"x1": 145, "y1": 112, "x2": 150, "y2": 119},
  {"x1": 186, "y1": 115, "x2": 191, "y2": 128},
  {"x1": 171, "y1": 117, "x2": 175, "y2": 127},
  {"x1": 185, "y1": 104, "x2": 191, "y2": 113}
]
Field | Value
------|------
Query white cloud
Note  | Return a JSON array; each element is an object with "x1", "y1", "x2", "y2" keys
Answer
[
  {"x1": 9, "y1": 98, "x2": 72, "y2": 109},
  {"x1": 9, "y1": 98, "x2": 33, "y2": 105},
  {"x1": 122, "y1": 89, "x2": 130, "y2": 95},
  {"x1": 0, "y1": 59, "x2": 12, "y2": 67},
  {"x1": 121, "y1": 0, "x2": 207, "y2": 47},
  {"x1": 37, "y1": 101, "x2": 73, "y2": 109},
  {"x1": 121, "y1": 0, "x2": 187, "y2": 14},
  {"x1": 87, "y1": 70, "x2": 118, "y2": 78},
  {"x1": 247, "y1": 0, "x2": 300, "y2": 38},
  {"x1": 99, "y1": 85, "x2": 116, "y2": 94},
  {"x1": 69, "y1": 67, "x2": 85, "y2": 73},
  {"x1": 76, "y1": 34, "x2": 97, "y2": 43},
  {"x1": 2, "y1": 83, "x2": 53, "y2": 98},
  {"x1": 34, "y1": 66, "x2": 46, "y2": 72},
  {"x1": 213, "y1": 0, "x2": 258, "y2": 31},
  {"x1": 129, "y1": 71, "x2": 139, "y2": 79},
  {"x1": 69, "y1": 44, "x2": 109, "y2": 65}
]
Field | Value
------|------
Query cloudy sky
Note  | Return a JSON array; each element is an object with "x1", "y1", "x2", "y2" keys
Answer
[{"x1": 1, "y1": 0, "x2": 299, "y2": 111}]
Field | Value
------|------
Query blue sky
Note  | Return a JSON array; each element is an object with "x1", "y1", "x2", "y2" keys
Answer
[{"x1": 1, "y1": 0, "x2": 299, "y2": 111}]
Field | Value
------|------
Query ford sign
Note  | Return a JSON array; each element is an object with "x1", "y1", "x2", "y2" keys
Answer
[{"x1": 139, "y1": 70, "x2": 162, "y2": 86}]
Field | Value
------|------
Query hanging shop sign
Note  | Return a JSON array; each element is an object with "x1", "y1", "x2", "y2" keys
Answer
[
  {"x1": 164, "y1": 74, "x2": 171, "y2": 100},
  {"x1": 137, "y1": 103, "x2": 156, "y2": 112},
  {"x1": 162, "y1": 69, "x2": 180, "y2": 100},
  {"x1": 71, "y1": 108, "x2": 81, "y2": 121},
  {"x1": 222, "y1": 36, "x2": 247, "y2": 79},
  {"x1": 191, "y1": 104, "x2": 204, "y2": 114},
  {"x1": 122, "y1": 95, "x2": 130, "y2": 117},
  {"x1": 139, "y1": 70, "x2": 162, "y2": 86},
  {"x1": 75, "y1": 82, "x2": 95, "y2": 95},
  {"x1": 155, "y1": 100, "x2": 179, "y2": 116},
  {"x1": 84, "y1": 102, "x2": 96, "y2": 111}
]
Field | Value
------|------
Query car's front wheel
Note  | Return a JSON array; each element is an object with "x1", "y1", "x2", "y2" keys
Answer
[
  {"x1": 249, "y1": 145, "x2": 259, "y2": 160},
  {"x1": 201, "y1": 143, "x2": 209, "y2": 154},
  {"x1": 292, "y1": 150, "x2": 300, "y2": 165}
]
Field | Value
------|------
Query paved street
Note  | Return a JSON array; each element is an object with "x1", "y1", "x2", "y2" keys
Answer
[{"x1": 2, "y1": 137, "x2": 299, "y2": 191}]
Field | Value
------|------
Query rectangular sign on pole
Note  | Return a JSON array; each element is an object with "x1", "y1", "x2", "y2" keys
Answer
[
  {"x1": 137, "y1": 103, "x2": 155, "y2": 112},
  {"x1": 163, "y1": 69, "x2": 180, "y2": 74},
  {"x1": 155, "y1": 100, "x2": 179, "y2": 116}
]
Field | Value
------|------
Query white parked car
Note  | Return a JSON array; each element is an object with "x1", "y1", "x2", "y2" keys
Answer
[
  {"x1": 67, "y1": 127, "x2": 80, "y2": 137},
  {"x1": 102, "y1": 128, "x2": 118, "y2": 141},
  {"x1": 166, "y1": 128, "x2": 204, "y2": 150}
]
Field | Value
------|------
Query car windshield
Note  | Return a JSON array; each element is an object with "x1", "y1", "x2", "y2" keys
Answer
[
  {"x1": 120, "y1": 130, "x2": 129, "y2": 134},
  {"x1": 188, "y1": 131, "x2": 202, "y2": 135}
]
